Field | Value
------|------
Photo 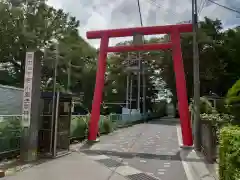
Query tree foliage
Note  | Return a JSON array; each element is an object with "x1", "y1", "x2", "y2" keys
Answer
[
  {"x1": 0, "y1": 0, "x2": 97, "y2": 110},
  {"x1": 1, "y1": 0, "x2": 240, "y2": 114},
  {"x1": 158, "y1": 18, "x2": 240, "y2": 102}
]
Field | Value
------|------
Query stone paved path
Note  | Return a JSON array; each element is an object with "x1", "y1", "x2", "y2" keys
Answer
[
  {"x1": 81, "y1": 118, "x2": 188, "y2": 180},
  {"x1": 2, "y1": 152, "x2": 127, "y2": 180},
  {"x1": 2, "y1": 118, "x2": 216, "y2": 180}
]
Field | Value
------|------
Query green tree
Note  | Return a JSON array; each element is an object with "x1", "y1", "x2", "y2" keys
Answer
[
  {"x1": 158, "y1": 17, "x2": 239, "y2": 102},
  {"x1": 0, "y1": 0, "x2": 80, "y2": 87},
  {"x1": 103, "y1": 40, "x2": 160, "y2": 113},
  {"x1": 0, "y1": 1, "x2": 98, "y2": 110}
]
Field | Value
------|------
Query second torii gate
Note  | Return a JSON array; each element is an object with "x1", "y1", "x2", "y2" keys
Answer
[{"x1": 86, "y1": 23, "x2": 193, "y2": 147}]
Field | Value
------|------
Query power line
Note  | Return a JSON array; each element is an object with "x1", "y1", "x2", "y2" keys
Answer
[
  {"x1": 146, "y1": 0, "x2": 163, "y2": 9},
  {"x1": 137, "y1": 0, "x2": 143, "y2": 26},
  {"x1": 198, "y1": 0, "x2": 204, "y2": 13},
  {"x1": 147, "y1": 0, "x2": 240, "y2": 17},
  {"x1": 207, "y1": 0, "x2": 240, "y2": 14},
  {"x1": 198, "y1": 0, "x2": 207, "y2": 15},
  {"x1": 145, "y1": 0, "x2": 183, "y2": 18}
]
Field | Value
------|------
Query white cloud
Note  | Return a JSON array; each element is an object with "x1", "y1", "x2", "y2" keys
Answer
[
  {"x1": 46, "y1": 0, "x2": 62, "y2": 9},
  {"x1": 46, "y1": 0, "x2": 240, "y2": 48}
]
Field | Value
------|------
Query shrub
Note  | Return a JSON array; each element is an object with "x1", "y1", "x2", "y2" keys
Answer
[
  {"x1": 226, "y1": 79, "x2": 240, "y2": 105},
  {"x1": 219, "y1": 126, "x2": 240, "y2": 180},
  {"x1": 215, "y1": 99, "x2": 228, "y2": 114},
  {"x1": 225, "y1": 103, "x2": 240, "y2": 124},
  {"x1": 102, "y1": 116, "x2": 112, "y2": 134},
  {"x1": 201, "y1": 113, "x2": 234, "y2": 142},
  {"x1": 84, "y1": 115, "x2": 113, "y2": 136},
  {"x1": 70, "y1": 115, "x2": 89, "y2": 139},
  {"x1": 189, "y1": 97, "x2": 215, "y2": 114},
  {"x1": 226, "y1": 79, "x2": 240, "y2": 122},
  {"x1": 152, "y1": 100, "x2": 167, "y2": 118},
  {"x1": 0, "y1": 116, "x2": 22, "y2": 153},
  {"x1": 201, "y1": 113, "x2": 234, "y2": 126}
]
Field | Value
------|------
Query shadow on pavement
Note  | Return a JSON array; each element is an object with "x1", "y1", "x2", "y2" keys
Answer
[
  {"x1": 147, "y1": 119, "x2": 179, "y2": 126},
  {"x1": 80, "y1": 149, "x2": 203, "y2": 163}
]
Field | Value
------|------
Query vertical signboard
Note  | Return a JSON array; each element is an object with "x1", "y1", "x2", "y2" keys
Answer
[{"x1": 22, "y1": 52, "x2": 34, "y2": 127}]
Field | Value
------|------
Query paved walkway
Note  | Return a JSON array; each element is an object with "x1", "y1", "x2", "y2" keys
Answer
[
  {"x1": 80, "y1": 118, "x2": 217, "y2": 180},
  {"x1": 81, "y1": 119, "x2": 187, "y2": 180},
  {"x1": 2, "y1": 152, "x2": 127, "y2": 180},
  {"x1": 2, "y1": 118, "x2": 217, "y2": 180}
]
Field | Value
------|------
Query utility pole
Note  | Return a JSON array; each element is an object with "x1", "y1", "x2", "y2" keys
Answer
[
  {"x1": 126, "y1": 74, "x2": 129, "y2": 109},
  {"x1": 133, "y1": 34, "x2": 143, "y2": 112},
  {"x1": 50, "y1": 42, "x2": 59, "y2": 154},
  {"x1": 137, "y1": 56, "x2": 141, "y2": 111},
  {"x1": 142, "y1": 62, "x2": 146, "y2": 118},
  {"x1": 129, "y1": 75, "x2": 133, "y2": 115},
  {"x1": 136, "y1": 0, "x2": 146, "y2": 116},
  {"x1": 192, "y1": 0, "x2": 201, "y2": 150}
]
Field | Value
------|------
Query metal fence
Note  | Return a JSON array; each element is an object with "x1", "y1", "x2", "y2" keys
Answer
[
  {"x1": 0, "y1": 113, "x2": 144, "y2": 156},
  {"x1": 109, "y1": 113, "x2": 143, "y2": 128}
]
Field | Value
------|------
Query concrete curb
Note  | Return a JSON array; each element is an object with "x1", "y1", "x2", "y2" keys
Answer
[
  {"x1": 176, "y1": 125, "x2": 217, "y2": 180},
  {"x1": 0, "y1": 163, "x2": 34, "y2": 178}
]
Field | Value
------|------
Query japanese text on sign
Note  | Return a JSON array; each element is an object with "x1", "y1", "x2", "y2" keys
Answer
[{"x1": 22, "y1": 52, "x2": 34, "y2": 127}]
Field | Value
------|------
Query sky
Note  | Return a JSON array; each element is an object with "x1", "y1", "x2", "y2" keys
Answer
[{"x1": 46, "y1": 0, "x2": 240, "y2": 48}]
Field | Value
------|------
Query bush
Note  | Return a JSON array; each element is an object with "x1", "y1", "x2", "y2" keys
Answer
[
  {"x1": 101, "y1": 116, "x2": 113, "y2": 134},
  {"x1": 219, "y1": 126, "x2": 240, "y2": 180},
  {"x1": 226, "y1": 79, "x2": 240, "y2": 105},
  {"x1": 0, "y1": 116, "x2": 22, "y2": 153},
  {"x1": 201, "y1": 113, "x2": 234, "y2": 142},
  {"x1": 153, "y1": 100, "x2": 167, "y2": 117},
  {"x1": 83, "y1": 115, "x2": 113, "y2": 136},
  {"x1": 70, "y1": 115, "x2": 89, "y2": 139},
  {"x1": 226, "y1": 79, "x2": 240, "y2": 122},
  {"x1": 189, "y1": 97, "x2": 215, "y2": 114},
  {"x1": 201, "y1": 113, "x2": 234, "y2": 126},
  {"x1": 215, "y1": 99, "x2": 228, "y2": 114},
  {"x1": 225, "y1": 103, "x2": 240, "y2": 124}
]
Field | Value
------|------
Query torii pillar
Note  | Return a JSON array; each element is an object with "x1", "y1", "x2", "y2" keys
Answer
[{"x1": 86, "y1": 24, "x2": 193, "y2": 147}]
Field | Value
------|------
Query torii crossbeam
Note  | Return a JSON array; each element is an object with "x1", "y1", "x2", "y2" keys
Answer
[{"x1": 86, "y1": 24, "x2": 193, "y2": 146}]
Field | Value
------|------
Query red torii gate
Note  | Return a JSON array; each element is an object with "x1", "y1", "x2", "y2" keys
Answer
[{"x1": 86, "y1": 24, "x2": 193, "y2": 146}]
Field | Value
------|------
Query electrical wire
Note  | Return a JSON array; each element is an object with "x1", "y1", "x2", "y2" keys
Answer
[
  {"x1": 198, "y1": 0, "x2": 203, "y2": 13},
  {"x1": 137, "y1": 0, "x2": 144, "y2": 27},
  {"x1": 145, "y1": 0, "x2": 184, "y2": 20},
  {"x1": 146, "y1": 0, "x2": 163, "y2": 9},
  {"x1": 207, "y1": 0, "x2": 240, "y2": 15},
  {"x1": 198, "y1": 0, "x2": 207, "y2": 15}
]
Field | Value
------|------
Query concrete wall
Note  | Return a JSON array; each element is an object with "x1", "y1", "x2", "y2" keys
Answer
[{"x1": 0, "y1": 85, "x2": 23, "y2": 115}]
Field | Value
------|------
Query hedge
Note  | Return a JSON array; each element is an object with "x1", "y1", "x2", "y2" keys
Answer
[{"x1": 219, "y1": 126, "x2": 240, "y2": 180}]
